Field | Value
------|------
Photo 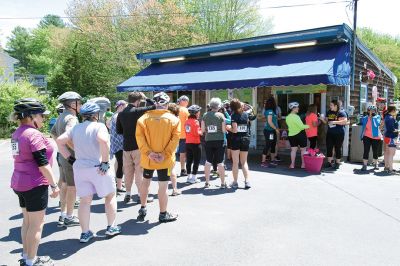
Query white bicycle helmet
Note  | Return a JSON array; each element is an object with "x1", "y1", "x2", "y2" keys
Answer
[
  {"x1": 288, "y1": 101, "x2": 299, "y2": 110},
  {"x1": 153, "y1": 92, "x2": 170, "y2": 105}
]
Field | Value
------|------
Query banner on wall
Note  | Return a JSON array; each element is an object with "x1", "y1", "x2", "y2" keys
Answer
[{"x1": 272, "y1": 85, "x2": 327, "y2": 94}]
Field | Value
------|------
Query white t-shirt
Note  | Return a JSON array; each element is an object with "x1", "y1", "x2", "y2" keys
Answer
[{"x1": 67, "y1": 121, "x2": 109, "y2": 168}]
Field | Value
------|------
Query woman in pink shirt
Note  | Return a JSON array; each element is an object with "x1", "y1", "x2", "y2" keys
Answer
[
  {"x1": 11, "y1": 99, "x2": 59, "y2": 266},
  {"x1": 305, "y1": 105, "x2": 319, "y2": 149}
]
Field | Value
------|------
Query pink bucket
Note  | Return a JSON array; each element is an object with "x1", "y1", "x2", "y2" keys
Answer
[{"x1": 303, "y1": 155, "x2": 325, "y2": 174}]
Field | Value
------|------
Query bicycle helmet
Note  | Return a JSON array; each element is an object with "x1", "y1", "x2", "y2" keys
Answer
[
  {"x1": 367, "y1": 105, "x2": 377, "y2": 112},
  {"x1": 153, "y1": 92, "x2": 170, "y2": 105},
  {"x1": 288, "y1": 102, "x2": 299, "y2": 110},
  {"x1": 177, "y1": 95, "x2": 189, "y2": 103},
  {"x1": 14, "y1": 98, "x2": 50, "y2": 117},
  {"x1": 188, "y1": 105, "x2": 201, "y2": 115},
  {"x1": 80, "y1": 102, "x2": 100, "y2": 116},
  {"x1": 58, "y1": 91, "x2": 82, "y2": 103}
]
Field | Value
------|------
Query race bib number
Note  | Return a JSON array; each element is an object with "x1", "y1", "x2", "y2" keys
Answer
[
  {"x1": 11, "y1": 139, "x2": 19, "y2": 156},
  {"x1": 207, "y1": 125, "x2": 217, "y2": 133},
  {"x1": 328, "y1": 123, "x2": 336, "y2": 128},
  {"x1": 237, "y1": 125, "x2": 248, "y2": 133},
  {"x1": 185, "y1": 125, "x2": 191, "y2": 133},
  {"x1": 269, "y1": 133, "x2": 274, "y2": 140}
]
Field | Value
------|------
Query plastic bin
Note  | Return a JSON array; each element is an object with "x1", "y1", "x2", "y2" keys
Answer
[{"x1": 303, "y1": 155, "x2": 325, "y2": 174}]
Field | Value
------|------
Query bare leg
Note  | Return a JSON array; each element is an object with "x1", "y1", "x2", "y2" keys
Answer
[
  {"x1": 21, "y1": 208, "x2": 29, "y2": 257},
  {"x1": 134, "y1": 168, "x2": 143, "y2": 197},
  {"x1": 59, "y1": 181, "x2": 67, "y2": 214},
  {"x1": 139, "y1": 178, "x2": 151, "y2": 207},
  {"x1": 78, "y1": 195, "x2": 92, "y2": 233},
  {"x1": 26, "y1": 210, "x2": 45, "y2": 261},
  {"x1": 217, "y1": 163, "x2": 225, "y2": 185},
  {"x1": 290, "y1": 147, "x2": 298, "y2": 168},
  {"x1": 388, "y1": 147, "x2": 396, "y2": 171},
  {"x1": 204, "y1": 162, "x2": 211, "y2": 184},
  {"x1": 158, "y1": 181, "x2": 169, "y2": 212},
  {"x1": 231, "y1": 150, "x2": 240, "y2": 183},
  {"x1": 239, "y1": 151, "x2": 249, "y2": 181},
  {"x1": 66, "y1": 186, "x2": 76, "y2": 216},
  {"x1": 180, "y1": 153, "x2": 186, "y2": 172},
  {"x1": 300, "y1": 148, "x2": 306, "y2": 168},
  {"x1": 104, "y1": 192, "x2": 117, "y2": 227},
  {"x1": 227, "y1": 149, "x2": 232, "y2": 161},
  {"x1": 170, "y1": 170, "x2": 179, "y2": 193}
]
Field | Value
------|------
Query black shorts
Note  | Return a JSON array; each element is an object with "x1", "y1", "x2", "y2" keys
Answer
[
  {"x1": 205, "y1": 140, "x2": 225, "y2": 165},
  {"x1": 231, "y1": 135, "x2": 250, "y2": 152},
  {"x1": 143, "y1": 168, "x2": 171, "y2": 182},
  {"x1": 226, "y1": 133, "x2": 233, "y2": 149},
  {"x1": 14, "y1": 185, "x2": 49, "y2": 212},
  {"x1": 288, "y1": 130, "x2": 307, "y2": 148}
]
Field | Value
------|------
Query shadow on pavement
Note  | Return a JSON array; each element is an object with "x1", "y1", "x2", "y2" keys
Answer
[
  {"x1": 182, "y1": 186, "x2": 236, "y2": 196},
  {"x1": 9, "y1": 206, "x2": 59, "y2": 221},
  {"x1": 117, "y1": 219, "x2": 160, "y2": 236}
]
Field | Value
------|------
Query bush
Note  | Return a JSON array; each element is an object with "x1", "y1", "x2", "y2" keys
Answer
[{"x1": 0, "y1": 81, "x2": 57, "y2": 138}]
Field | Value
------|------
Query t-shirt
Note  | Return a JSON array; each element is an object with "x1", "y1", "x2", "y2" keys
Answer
[
  {"x1": 384, "y1": 115, "x2": 398, "y2": 139},
  {"x1": 326, "y1": 110, "x2": 347, "y2": 134},
  {"x1": 202, "y1": 111, "x2": 225, "y2": 141},
  {"x1": 364, "y1": 117, "x2": 381, "y2": 140},
  {"x1": 11, "y1": 125, "x2": 53, "y2": 192},
  {"x1": 231, "y1": 112, "x2": 250, "y2": 137},
  {"x1": 50, "y1": 110, "x2": 78, "y2": 157},
  {"x1": 68, "y1": 121, "x2": 109, "y2": 169},
  {"x1": 285, "y1": 113, "x2": 309, "y2": 136},
  {"x1": 179, "y1": 107, "x2": 189, "y2": 139},
  {"x1": 305, "y1": 113, "x2": 318, "y2": 138},
  {"x1": 110, "y1": 113, "x2": 124, "y2": 157},
  {"x1": 264, "y1": 109, "x2": 278, "y2": 131},
  {"x1": 185, "y1": 118, "x2": 201, "y2": 144}
]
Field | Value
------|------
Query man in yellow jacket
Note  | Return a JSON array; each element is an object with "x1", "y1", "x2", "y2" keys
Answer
[{"x1": 136, "y1": 92, "x2": 180, "y2": 223}]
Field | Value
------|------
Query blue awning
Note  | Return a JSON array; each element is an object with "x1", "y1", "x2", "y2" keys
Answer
[{"x1": 117, "y1": 43, "x2": 351, "y2": 92}]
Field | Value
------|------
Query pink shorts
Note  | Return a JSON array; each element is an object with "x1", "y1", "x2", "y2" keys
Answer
[{"x1": 73, "y1": 166, "x2": 116, "y2": 198}]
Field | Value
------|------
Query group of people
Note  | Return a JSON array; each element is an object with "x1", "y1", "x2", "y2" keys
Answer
[{"x1": 10, "y1": 91, "x2": 256, "y2": 266}]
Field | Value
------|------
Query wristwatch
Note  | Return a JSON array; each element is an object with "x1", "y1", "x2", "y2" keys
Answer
[{"x1": 50, "y1": 184, "x2": 58, "y2": 189}]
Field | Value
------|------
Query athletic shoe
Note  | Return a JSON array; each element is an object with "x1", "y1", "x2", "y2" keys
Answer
[
  {"x1": 244, "y1": 181, "x2": 251, "y2": 189},
  {"x1": 180, "y1": 169, "x2": 188, "y2": 176},
  {"x1": 18, "y1": 258, "x2": 25, "y2": 266},
  {"x1": 230, "y1": 181, "x2": 239, "y2": 189},
  {"x1": 159, "y1": 212, "x2": 178, "y2": 223},
  {"x1": 373, "y1": 164, "x2": 379, "y2": 170},
  {"x1": 220, "y1": 182, "x2": 227, "y2": 189},
  {"x1": 80, "y1": 230, "x2": 94, "y2": 243},
  {"x1": 334, "y1": 163, "x2": 340, "y2": 170},
  {"x1": 106, "y1": 225, "x2": 121, "y2": 236},
  {"x1": 32, "y1": 256, "x2": 54, "y2": 266},
  {"x1": 74, "y1": 201, "x2": 80, "y2": 209},
  {"x1": 324, "y1": 162, "x2": 333, "y2": 169},
  {"x1": 275, "y1": 156, "x2": 282, "y2": 162},
  {"x1": 123, "y1": 195, "x2": 131, "y2": 203},
  {"x1": 57, "y1": 216, "x2": 65, "y2": 227},
  {"x1": 116, "y1": 187, "x2": 126, "y2": 193},
  {"x1": 187, "y1": 177, "x2": 198, "y2": 184},
  {"x1": 360, "y1": 165, "x2": 367, "y2": 171},
  {"x1": 204, "y1": 182, "x2": 210, "y2": 188},
  {"x1": 270, "y1": 161, "x2": 278, "y2": 166},
  {"x1": 261, "y1": 162, "x2": 268, "y2": 167},
  {"x1": 137, "y1": 207, "x2": 147, "y2": 221},
  {"x1": 63, "y1": 216, "x2": 80, "y2": 227}
]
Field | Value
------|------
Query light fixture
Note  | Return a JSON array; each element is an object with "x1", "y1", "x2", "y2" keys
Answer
[
  {"x1": 274, "y1": 40, "x2": 317, "y2": 50},
  {"x1": 210, "y1": 49, "x2": 243, "y2": 57},
  {"x1": 159, "y1": 56, "x2": 185, "y2": 63}
]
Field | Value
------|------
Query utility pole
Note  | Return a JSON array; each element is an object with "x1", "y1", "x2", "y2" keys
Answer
[{"x1": 350, "y1": 0, "x2": 358, "y2": 91}]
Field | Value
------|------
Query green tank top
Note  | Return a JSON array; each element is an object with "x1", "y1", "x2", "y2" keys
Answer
[{"x1": 202, "y1": 111, "x2": 225, "y2": 141}]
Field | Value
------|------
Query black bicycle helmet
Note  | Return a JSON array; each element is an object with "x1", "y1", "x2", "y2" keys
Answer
[{"x1": 14, "y1": 98, "x2": 50, "y2": 117}]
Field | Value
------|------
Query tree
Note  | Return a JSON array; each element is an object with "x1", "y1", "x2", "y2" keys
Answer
[
  {"x1": 39, "y1": 14, "x2": 65, "y2": 28},
  {"x1": 358, "y1": 28, "x2": 400, "y2": 98},
  {"x1": 178, "y1": 0, "x2": 273, "y2": 42},
  {"x1": 6, "y1": 26, "x2": 31, "y2": 71}
]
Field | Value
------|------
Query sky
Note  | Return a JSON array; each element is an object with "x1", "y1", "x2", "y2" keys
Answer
[{"x1": 0, "y1": 0, "x2": 399, "y2": 48}]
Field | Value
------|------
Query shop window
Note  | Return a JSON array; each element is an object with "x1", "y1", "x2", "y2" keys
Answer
[
  {"x1": 210, "y1": 90, "x2": 228, "y2": 101},
  {"x1": 384, "y1": 87, "x2": 388, "y2": 101},
  {"x1": 360, "y1": 83, "x2": 368, "y2": 113},
  {"x1": 232, "y1": 88, "x2": 252, "y2": 104}
]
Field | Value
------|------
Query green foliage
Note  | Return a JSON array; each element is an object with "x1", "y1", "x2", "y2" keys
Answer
[
  {"x1": 39, "y1": 14, "x2": 66, "y2": 28},
  {"x1": 358, "y1": 28, "x2": 400, "y2": 98},
  {"x1": 6, "y1": 26, "x2": 31, "y2": 71},
  {"x1": 0, "y1": 81, "x2": 57, "y2": 138}
]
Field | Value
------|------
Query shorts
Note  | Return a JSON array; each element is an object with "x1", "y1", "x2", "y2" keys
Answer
[
  {"x1": 385, "y1": 137, "x2": 397, "y2": 147},
  {"x1": 14, "y1": 185, "x2": 48, "y2": 212},
  {"x1": 59, "y1": 157, "x2": 75, "y2": 186},
  {"x1": 226, "y1": 133, "x2": 233, "y2": 149},
  {"x1": 178, "y1": 139, "x2": 186, "y2": 153},
  {"x1": 143, "y1": 168, "x2": 171, "y2": 182},
  {"x1": 205, "y1": 140, "x2": 225, "y2": 165},
  {"x1": 288, "y1": 130, "x2": 307, "y2": 148},
  {"x1": 231, "y1": 135, "x2": 250, "y2": 152},
  {"x1": 123, "y1": 150, "x2": 143, "y2": 181},
  {"x1": 73, "y1": 166, "x2": 116, "y2": 198}
]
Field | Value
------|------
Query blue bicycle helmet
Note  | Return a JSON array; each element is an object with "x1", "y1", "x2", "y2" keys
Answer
[{"x1": 80, "y1": 102, "x2": 100, "y2": 116}]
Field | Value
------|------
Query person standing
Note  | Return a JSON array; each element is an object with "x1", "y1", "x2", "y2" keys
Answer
[
  {"x1": 321, "y1": 100, "x2": 348, "y2": 170},
  {"x1": 177, "y1": 95, "x2": 190, "y2": 176},
  {"x1": 201, "y1": 98, "x2": 227, "y2": 188},
  {"x1": 57, "y1": 102, "x2": 121, "y2": 243},
  {"x1": 185, "y1": 105, "x2": 202, "y2": 184},
  {"x1": 110, "y1": 100, "x2": 127, "y2": 193},
  {"x1": 230, "y1": 99, "x2": 251, "y2": 189},
  {"x1": 116, "y1": 92, "x2": 156, "y2": 204},
  {"x1": 305, "y1": 105, "x2": 319, "y2": 149},
  {"x1": 261, "y1": 97, "x2": 280, "y2": 167},
  {"x1": 167, "y1": 103, "x2": 182, "y2": 196},
  {"x1": 384, "y1": 106, "x2": 398, "y2": 174},
  {"x1": 286, "y1": 102, "x2": 309, "y2": 169},
  {"x1": 11, "y1": 98, "x2": 59, "y2": 266},
  {"x1": 51, "y1": 91, "x2": 82, "y2": 228},
  {"x1": 136, "y1": 92, "x2": 180, "y2": 223}
]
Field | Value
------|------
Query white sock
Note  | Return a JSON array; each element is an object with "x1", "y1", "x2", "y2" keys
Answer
[
  {"x1": 126, "y1": 191, "x2": 131, "y2": 196},
  {"x1": 22, "y1": 253, "x2": 28, "y2": 260},
  {"x1": 60, "y1": 212, "x2": 67, "y2": 218},
  {"x1": 66, "y1": 214, "x2": 73, "y2": 219},
  {"x1": 26, "y1": 257, "x2": 36, "y2": 266},
  {"x1": 188, "y1": 174, "x2": 192, "y2": 180},
  {"x1": 192, "y1": 174, "x2": 196, "y2": 180}
]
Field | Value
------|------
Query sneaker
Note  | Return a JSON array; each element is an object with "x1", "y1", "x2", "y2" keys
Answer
[
  {"x1": 180, "y1": 169, "x2": 188, "y2": 177},
  {"x1": 261, "y1": 162, "x2": 268, "y2": 167},
  {"x1": 270, "y1": 161, "x2": 278, "y2": 166},
  {"x1": 324, "y1": 162, "x2": 333, "y2": 169},
  {"x1": 80, "y1": 230, "x2": 94, "y2": 243},
  {"x1": 63, "y1": 216, "x2": 80, "y2": 227},
  {"x1": 244, "y1": 181, "x2": 251, "y2": 189},
  {"x1": 106, "y1": 225, "x2": 121, "y2": 236},
  {"x1": 57, "y1": 216, "x2": 65, "y2": 227},
  {"x1": 123, "y1": 194, "x2": 131, "y2": 203},
  {"x1": 116, "y1": 187, "x2": 126, "y2": 193},
  {"x1": 32, "y1": 256, "x2": 54, "y2": 266},
  {"x1": 373, "y1": 164, "x2": 379, "y2": 170},
  {"x1": 220, "y1": 182, "x2": 227, "y2": 189},
  {"x1": 137, "y1": 207, "x2": 147, "y2": 221},
  {"x1": 159, "y1": 212, "x2": 178, "y2": 223},
  {"x1": 334, "y1": 163, "x2": 340, "y2": 170},
  {"x1": 187, "y1": 177, "x2": 199, "y2": 184},
  {"x1": 275, "y1": 156, "x2": 282, "y2": 162},
  {"x1": 18, "y1": 258, "x2": 25, "y2": 266},
  {"x1": 360, "y1": 165, "x2": 367, "y2": 171},
  {"x1": 230, "y1": 181, "x2": 239, "y2": 189},
  {"x1": 204, "y1": 182, "x2": 210, "y2": 188},
  {"x1": 74, "y1": 200, "x2": 80, "y2": 209}
]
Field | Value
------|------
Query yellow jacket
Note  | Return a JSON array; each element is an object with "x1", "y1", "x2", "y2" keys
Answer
[{"x1": 136, "y1": 109, "x2": 181, "y2": 170}]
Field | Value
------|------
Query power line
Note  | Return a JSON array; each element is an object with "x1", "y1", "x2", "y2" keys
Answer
[{"x1": 0, "y1": 0, "x2": 351, "y2": 20}]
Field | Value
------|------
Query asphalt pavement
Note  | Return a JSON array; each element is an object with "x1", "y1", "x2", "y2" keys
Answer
[{"x1": 1, "y1": 139, "x2": 400, "y2": 266}]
